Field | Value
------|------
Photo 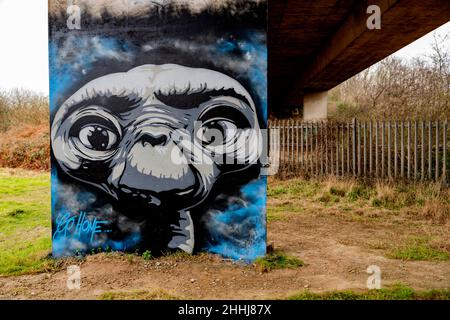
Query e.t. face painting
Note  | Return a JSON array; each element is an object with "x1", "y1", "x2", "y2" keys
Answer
[{"x1": 49, "y1": 0, "x2": 267, "y2": 260}]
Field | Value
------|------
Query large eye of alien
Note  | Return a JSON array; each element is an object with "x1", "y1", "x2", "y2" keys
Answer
[
  {"x1": 196, "y1": 106, "x2": 250, "y2": 147},
  {"x1": 197, "y1": 119, "x2": 237, "y2": 147},
  {"x1": 79, "y1": 124, "x2": 118, "y2": 151},
  {"x1": 70, "y1": 116, "x2": 121, "y2": 153}
]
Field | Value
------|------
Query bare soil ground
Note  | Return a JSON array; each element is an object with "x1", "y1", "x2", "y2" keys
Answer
[{"x1": 0, "y1": 192, "x2": 448, "y2": 300}]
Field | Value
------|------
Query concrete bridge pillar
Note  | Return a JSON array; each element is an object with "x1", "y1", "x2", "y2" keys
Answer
[{"x1": 303, "y1": 91, "x2": 328, "y2": 121}]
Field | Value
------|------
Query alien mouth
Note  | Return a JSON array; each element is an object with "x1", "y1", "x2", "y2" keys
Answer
[{"x1": 117, "y1": 182, "x2": 201, "y2": 212}]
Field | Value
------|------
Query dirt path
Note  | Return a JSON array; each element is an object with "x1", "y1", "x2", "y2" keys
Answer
[{"x1": 1, "y1": 207, "x2": 448, "y2": 300}]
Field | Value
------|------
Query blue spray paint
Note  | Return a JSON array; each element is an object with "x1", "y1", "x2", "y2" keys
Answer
[
  {"x1": 49, "y1": 36, "x2": 133, "y2": 112},
  {"x1": 205, "y1": 177, "x2": 267, "y2": 261},
  {"x1": 216, "y1": 31, "x2": 267, "y2": 122}
]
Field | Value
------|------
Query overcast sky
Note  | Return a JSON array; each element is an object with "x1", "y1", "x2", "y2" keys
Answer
[{"x1": 0, "y1": 0, "x2": 449, "y2": 95}]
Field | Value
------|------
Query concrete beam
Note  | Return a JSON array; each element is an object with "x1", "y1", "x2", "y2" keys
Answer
[
  {"x1": 286, "y1": 0, "x2": 450, "y2": 96},
  {"x1": 303, "y1": 91, "x2": 328, "y2": 121}
]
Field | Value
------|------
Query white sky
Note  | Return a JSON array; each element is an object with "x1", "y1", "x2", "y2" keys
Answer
[{"x1": 0, "y1": 0, "x2": 448, "y2": 95}]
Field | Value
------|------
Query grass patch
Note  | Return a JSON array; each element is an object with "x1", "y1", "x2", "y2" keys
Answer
[
  {"x1": 267, "y1": 210, "x2": 285, "y2": 222},
  {"x1": 267, "y1": 186, "x2": 288, "y2": 197},
  {"x1": 287, "y1": 284, "x2": 450, "y2": 300},
  {"x1": 329, "y1": 187, "x2": 346, "y2": 197},
  {"x1": 267, "y1": 202, "x2": 301, "y2": 221},
  {"x1": 388, "y1": 238, "x2": 449, "y2": 261},
  {"x1": 255, "y1": 251, "x2": 304, "y2": 272},
  {"x1": 317, "y1": 192, "x2": 340, "y2": 205},
  {"x1": 0, "y1": 169, "x2": 52, "y2": 275},
  {"x1": 161, "y1": 250, "x2": 203, "y2": 261},
  {"x1": 100, "y1": 289, "x2": 180, "y2": 300},
  {"x1": 268, "y1": 179, "x2": 321, "y2": 198},
  {"x1": 347, "y1": 185, "x2": 372, "y2": 201}
]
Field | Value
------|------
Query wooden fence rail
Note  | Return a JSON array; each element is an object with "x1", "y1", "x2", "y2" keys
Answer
[{"x1": 268, "y1": 119, "x2": 449, "y2": 183}]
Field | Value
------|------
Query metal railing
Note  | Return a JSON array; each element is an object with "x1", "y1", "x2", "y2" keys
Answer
[{"x1": 269, "y1": 119, "x2": 448, "y2": 183}]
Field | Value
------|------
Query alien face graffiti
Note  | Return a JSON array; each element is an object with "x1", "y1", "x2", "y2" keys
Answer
[{"x1": 51, "y1": 64, "x2": 262, "y2": 255}]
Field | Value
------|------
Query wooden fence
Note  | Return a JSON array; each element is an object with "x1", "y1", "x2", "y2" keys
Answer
[{"x1": 268, "y1": 119, "x2": 449, "y2": 183}]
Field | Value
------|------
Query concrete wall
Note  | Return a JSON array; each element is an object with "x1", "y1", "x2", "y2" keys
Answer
[{"x1": 303, "y1": 91, "x2": 328, "y2": 121}]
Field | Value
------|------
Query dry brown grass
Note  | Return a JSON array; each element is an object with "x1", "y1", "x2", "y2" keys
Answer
[
  {"x1": 0, "y1": 89, "x2": 49, "y2": 170},
  {"x1": 374, "y1": 182, "x2": 397, "y2": 203},
  {"x1": 421, "y1": 200, "x2": 450, "y2": 225},
  {"x1": 0, "y1": 124, "x2": 50, "y2": 170}
]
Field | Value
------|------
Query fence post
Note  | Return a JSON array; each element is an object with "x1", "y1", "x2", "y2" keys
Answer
[
  {"x1": 300, "y1": 122, "x2": 304, "y2": 169},
  {"x1": 291, "y1": 120, "x2": 295, "y2": 170},
  {"x1": 352, "y1": 118, "x2": 356, "y2": 176},
  {"x1": 369, "y1": 121, "x2": 373, "y2": 175},
  {"x1": 363, "y1": 122, "x2": 367, "y2": 176},
  {"x1": 346, "y1": 123, "x2": 350, "y2": 175},
  {"x1": 381, "y1": 121, "x2": 385, "y2": 178},
  {"x1": 401, "y1": 122, "x2": 404, "y2": 178},
  {"x1": 295, "y1": 119, "x2": 300, "y2": 170},
  {"x1": 279, "y1": 120, "x2": 283, "y2": 170},
  {"x1": 388, "y1": 121, "x2": 391, "y2": 179},
  {"x1": 443, "y1": 120, "x2": 447, "y2": 185},
  {"x1": 414, "y1": 121, "x2": 418, "y2": 180},
  {"x1": 407, "y1": 121, "x2": 411, "y2": 180},
  {"x1": 375, "y1": 121, "x2": 379, "y2": 177},
  {"x1": 272, "y1": 120, "x2": 276, "y2": 173},
  {"x1": 436, "y1": 120, "x2": 439, "y2": 182},
  {"x1": 330, "y1": 123, "x2": 334, "y2": 175},
  {"x1": 428, "y1": 121, "x2": 432, "y2": 180},
  {"x1": 421, "y1": 121, "x2": 425, "y2": 181},
  {"x1": 315, "y1": 122, "x2": 319, "y2": 175},
  {"x1": 357, "y1": 122, "x2": 361, "y2": 175},
  {"x1": 287, "y1": 120, "x2": 292, "y2": 170},
  {"x1": 339, "y1": 124, "x2": 343, "y2": 177},
  {"x1": 324, "y1": 123, "x2": 328, "y2": 174},
  {"x1": 336, "y1": 124, "x2": 340, "y2": 176},
  {"x1": 394, "y1": 121, "x2": 398, "y2": 178},
  {"x1": 306, "y1": 121, "x2": 309, "y2": 173},
  {"x1": 320, "y1": 122, "x2": 324, "y2": 175},
  {"x1": 310, "y1": 122, "x2": 314, "y2": 174}
]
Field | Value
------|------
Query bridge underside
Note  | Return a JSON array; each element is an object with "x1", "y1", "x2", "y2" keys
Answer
[{"x1": 269, "y1": 0, "x2": 450, "y2": 118}]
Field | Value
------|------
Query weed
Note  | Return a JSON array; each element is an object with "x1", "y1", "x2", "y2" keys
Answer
[
  {"x1": 255, "y1": 251, "x2": 304, "y2": 272},
  {"x1": 142, "y1": 250, "x2": 153, "y2": 260}
]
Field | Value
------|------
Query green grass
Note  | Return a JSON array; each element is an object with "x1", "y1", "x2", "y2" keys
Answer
[
  {"x1": 317, "y1": 192, "x2": 340, "y2": 205},
  {"x1": 329, "y1": 187, "x2": 346, "y2": 197},
  {"x1": 267, "y1": 203, "x2": 301, "y2": 221},
  {"x1": 0, "y1": 170, "x2": 53, "y2": 275},
  {"x1": 267, "y1": 210, "x2": 285, "y2": 222},
  {"x1": 388, "y1": 238, "x2": 449, "y2": 261},
  {"x1": 287, "y1": 284, "x2": 450, "y2": 300},
  {"x1": 268, "y1": 180, "x2": 321, "y2": 198},
  {"x1": 255, "y1": 251, "x2": 304, "y2": 272},
  {"x1": 100, "y1": 289, "x2": 180, "y2": 300},
  {"x1": 347, "y1": 185, "x2": 372, "y2": 201}
]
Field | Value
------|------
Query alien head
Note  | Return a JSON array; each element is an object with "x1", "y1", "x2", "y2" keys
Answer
[{"x1": 51, "y1": 64, "x2": 262, "y2": 215}]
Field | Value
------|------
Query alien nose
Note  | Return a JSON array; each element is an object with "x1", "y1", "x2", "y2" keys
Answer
[{"x1": 141, "y1": 133, "x2": 168, "y2": 147}]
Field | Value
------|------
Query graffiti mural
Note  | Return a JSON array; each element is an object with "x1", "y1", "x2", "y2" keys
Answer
[{"x1": 49, "y1": 0, "x2": 267, "y2": 260}]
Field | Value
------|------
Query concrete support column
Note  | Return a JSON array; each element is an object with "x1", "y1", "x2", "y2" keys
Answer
[{"x1": 303, "y1": 91, "x2": 328, "y2": 121}]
